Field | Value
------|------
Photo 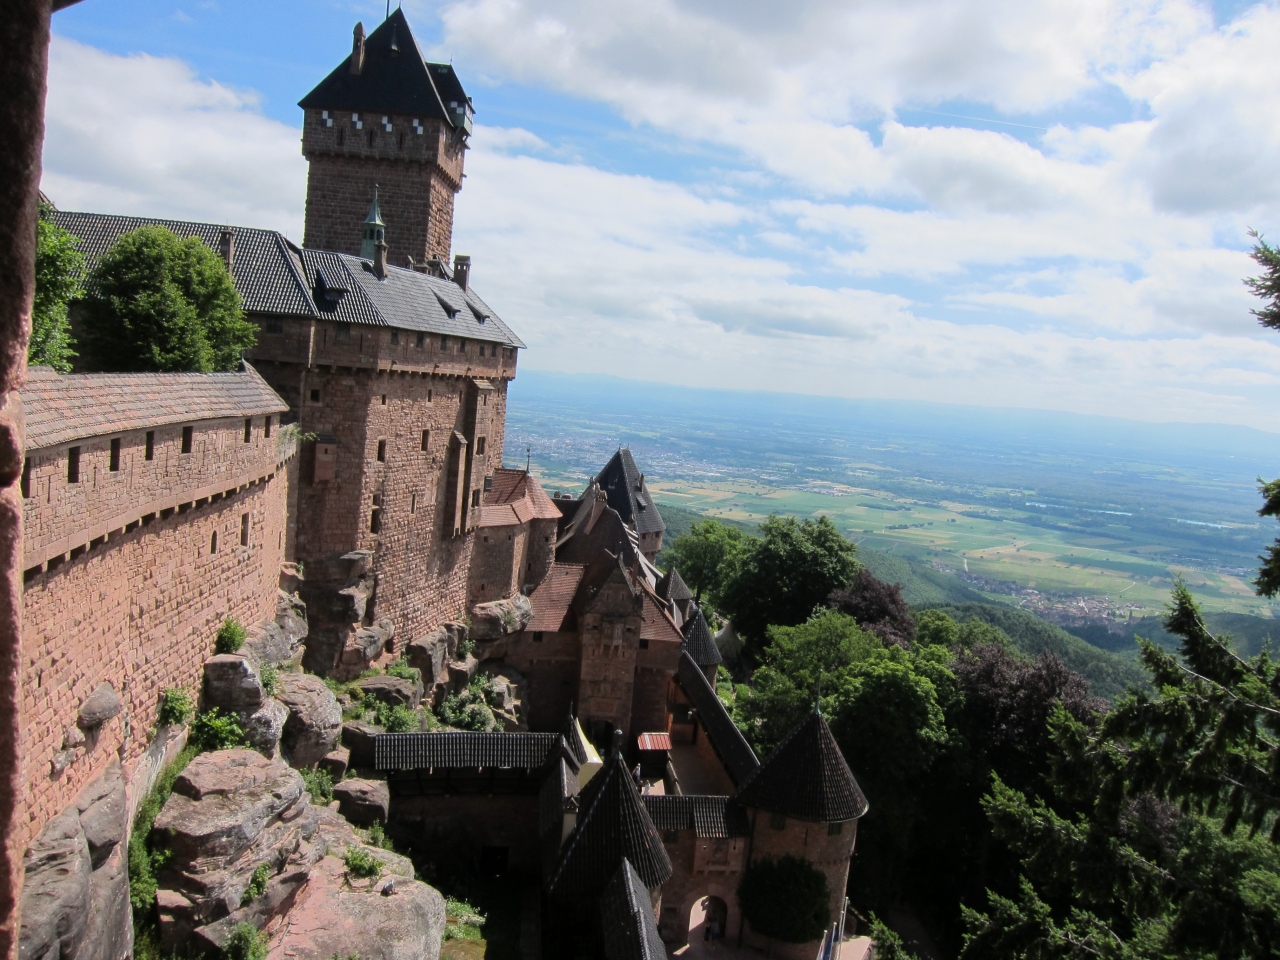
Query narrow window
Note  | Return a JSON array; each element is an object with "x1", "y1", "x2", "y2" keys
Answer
[
  {"x1": 427, "y1": 389, "x2": 432, "y2": 402},
  {"x1": 265, "y1": 318, "x2": 283, "y2": 334},
  {"x1": 416, "y1": 332, "x2": 425, "y2": 348},
  {"x1": 367, "y1": 128, "x2": 374, "y2": 148},
  {"x1": 67, "y1": 446, "x2": 80, "y2": 484},
  {"x1": 244, "y1": 419, "x2": 252, "y2": 443},
  {"x1": 109, "y1": 438, "x2": 120, "y2": 472},
  {"x1": 828, "y1": 821, "x2": 843, "y2": 836},
  {"x1": 335, "y1": 323, "x2": 351, "y2": 342},
  {"x1": 264, "y1": 416, "x2": 272, "y2": 438},
  {"x1": 484, "y1": 475, "x2": 493, "y2": 491},
  {"x1": 181, "y1": 426, "x2": 193, "y2": 454},
  {"x1": 410, "y1": 493, "x2": 417, "y2": 514},
  {"x1": 771, "y1": 814, "x2": 786, "y2": 831},
  {"x1": 337, "y1": 127, "x2": 345, "y2": 146},
  {"x1": 380, "y1": 394, "x2": 387, "y2": 405},
  {"x1": 370, "y1": 508, "x2": 381, "y2": 534},
  {"x1": 240, "y1": 513, "x2": 249, "y2": 546},
  {"x1": 210, "y1": 531, "x2": 218, "y2": 554},
  {"x1": 376, "y1": 439, "x2": 386, "y2": 462},
  {"x1": 476, "y1": 437, "x2": 486, "y2": 456},
  {"x1": 145, "y1": 431, "x2": 154, "y2": 460},
  {"x1": 310, "y1": 388, "x2": 320, "y2": 402},
  {"x1": 471, "y1": 489, "x2": 481, "y2": 508},
  {"x1": 390, "y1": 330, "x2": 399, "y2": 345},
  {"x1": 20, "y1": 458, "x2": 30, "y2": 499},
  {"x1": 440, "y1": 336, "x2": 448, "y2": 350},
  {"x1": 421, "y1": 430, "x2": 430, "y2": 452},
  {"x1": 533, "y1": 631, "x2": 544, "y2": 643},
  {"x1": 459, "y1": 339, "x2": 467, "y2": 353}
]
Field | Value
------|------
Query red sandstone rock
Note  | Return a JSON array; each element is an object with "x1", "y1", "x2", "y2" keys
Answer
[
  {"x1": 332, "y1": 779, "x2": 389, "y2": 827},
  {"x1": 341, "y1": 721, "x2": 384, "y2": 770},
  {"x1": 318, "y1": 748, "x2": 349, "y2": 781},
  {"x1": 469, "y1": 595, "x2": 532, "y2": 641},
  {"x1": 203, "y1": 656, "x2": 266, "y2": 713},
  {"x1": 273, "y1": 673, "x2": 341, "y2": 768},
  {"x1": 352, "y1": 674, "x2": 421, "y2": 708}
]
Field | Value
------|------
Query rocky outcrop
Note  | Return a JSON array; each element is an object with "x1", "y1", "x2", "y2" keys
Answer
[
  {"x1": 152, "y1": 750, "x2": 324, "y2": 951},
  {"x1": 447, "y1": 655, "x2": 480, "y2": 694},
  {"x1": 242, "y1": 699, "x2": 289, "y2": 759},
  {"x1": 77, "y1": 683, "x2": 122, "y2": 729},
  {"x1": 203, "y1": 655, "x2": 265, "y2": 713},
  {"x1": 480, "y1": 666, "x2": 529, "y2": 732},
  {"x1": 341, "y1": 721, "x2": 384, "y2": 770},
  {"x1": 353, "y1": 674, "x2": 422, "y2": 709},
  {"x1": 266, "y1": 852, "x2": 445, "y2": 960},
  {"x1": 405, "y1": 622, "x2": 467, "y2": 707},
  {"x1": 19, "y1": 760, "x2": 131, "y2": 960},
  {"x1": 299, "y1": 551, "x2": 380, "y2": 678},
  {"x1": 319, "y1": 748, "x2": 349, "y2": 781},
  {"x1": 469, "y1": 595, "x2": 533, "y2": 641},
  {"x1": 332, "y1": 779, "x2": 389, "y2": 827},
  {"x1": 273, "y1": 673, "x2": 342, "y2": 768}
]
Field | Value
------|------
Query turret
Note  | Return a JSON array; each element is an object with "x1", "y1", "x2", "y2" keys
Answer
[{"x1": 358, "y1": 189, "x2": 385, "y2": 261}]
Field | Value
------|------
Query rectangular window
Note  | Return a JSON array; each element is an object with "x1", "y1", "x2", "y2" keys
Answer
[
  {"x1": 244, "y1": 419, "x2": 252, "y2": 443},
  {"x1": 459, "y1": 339, "x2": 467, "y2": 353},
  {"x1": 440, "y1": 336, "x2": 448, "y2": 350},
  {"x1": 639, "y1": 638, "x2": 649, "y2": 650},
  {"x1": 410, "y1": 493, "x2": 417, "y2": 514},
  {"x1": 240, "y1": 513, "x2": 249, "y2": 546},
  {"x1": 67, "y1": 446, "x2": 80, "y2": 484},
  {"x1": 390, "y1": 330, "x2": 400, "y2": 345},
  {"x1": 828, "y1": 821, "x2": 843, "y2": 836},
  {"x1": 476, "y1": 437, "x2": 487, "y2": 456},
  {"x1": 181, "y1": 426, "x2": 193, "y2": 454},
  {"x1": 145, "y1": 431, "x2": 154, "y2": 460},
  {"x1": 265, "y1": 319, "x2": 283, "y2": 334},
  {"x1": 771, "y1": 813, "x2": 786, "y2": 831},
  {"x1": 484, "y1": 475, "x2": 493, "y2": 492},
  {"x1": 310, "y1": 388, "x2": 320, "y2": 403},
  {"x1": 421, "y1": 430, "x2": 430, "y2": 452},
  {"x1": 264, "y1": 416, "x2": 272, "y2": 438},
  {"x1": 109, "y1": 438, "x2": 120, "y2": 472},
  {"x1": 376, "y1": 439, "x2": 386, "y2": 462},
  {"x1": 370, "y1": 508, "x2": 381, "y2": 534},
  {"x1": 20, "y1": 458, "x2": 30, "y2": 499},
  {"x1": 210, "y1": 531, "x2": 218, "y2": 554},
  {"x1": 380, "y1": 394, "x2": 387, "y2": 405},
  {"x1": 471, "y1": 489, "x2": 481, "y2": 508},
  {"x1": 416, "y1": 332, "x2": 425, "y2": 348},
  {"x1": 427, "y1": 389, "x2": 433, "y2": 402},
  {"x1": 335, "y1": 323, "x2": 351, "y2": 342},
  {"x1": 533, "y1": 631, "x2": 544, "y2": 643}
]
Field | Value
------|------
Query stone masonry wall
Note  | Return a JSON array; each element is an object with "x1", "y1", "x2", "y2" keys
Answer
[
  {"x1": 657, "y1": 829, "x2": 745, "y2": 946},
  {"x1": 19, "y1": 468, "x2": 288, "y2": 848}
]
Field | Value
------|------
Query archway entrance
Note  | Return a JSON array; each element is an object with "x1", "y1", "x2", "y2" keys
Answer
[{"x1": 689, "y1": 895, "x2": 729, "y2": 950}]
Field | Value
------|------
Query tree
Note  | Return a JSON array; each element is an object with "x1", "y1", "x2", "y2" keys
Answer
[
  {"x1": 829, "y1": 568, "x2": 916, "y2": 647},
  {"x1": 1245, "y1": 229, "x2": 1280, "y2": 331},
  {"x1": 719, "y1": 515, "x2": 858, "y2": 653},
  {"x1": 31, "y1": 201, "x2": 82, "y2": 371},
  {"x1": 660, "y1": 518, "x2": 747, "y2": 605},
  {"x1": 737, "y1": 855, "x2": 831, "y2": 943},
  {"x1": 83, "y1": 225, "x2": 255, "y2": 372}
]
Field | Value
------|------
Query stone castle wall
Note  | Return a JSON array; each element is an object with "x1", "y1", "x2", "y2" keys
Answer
[{"x1": 20, "y1": 453, "x2": 290, "y2": 847}]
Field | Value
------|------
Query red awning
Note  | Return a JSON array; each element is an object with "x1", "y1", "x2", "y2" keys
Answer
[{"x1": 637, "y1": 732, "x2": 672, "y2": 752}]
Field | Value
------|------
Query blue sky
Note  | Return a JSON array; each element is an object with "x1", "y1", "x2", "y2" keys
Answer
[{"x1": 42, "y1": 0, "x2": 1280, "y2": 429}]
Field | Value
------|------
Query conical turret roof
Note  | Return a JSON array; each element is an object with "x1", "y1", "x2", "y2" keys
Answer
[
  {"x1": 682, "y1": 607, "x2": 722, "y2": 668},
  {"x1": 733, "y1": 709, "x2": 868, "y2": 822},
  {"x1": 599, "y1": 859, "x2": 667, "y2": 960},
  {"x1": 548, "y1": 738, "x2": 671, "y2": 905},
  {"x1": 657, "y1": 567, "x2": 693, "y2": 603}
]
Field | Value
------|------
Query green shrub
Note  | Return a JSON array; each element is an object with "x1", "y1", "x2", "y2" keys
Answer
[
  {"x1": 736, "y1": 855, "x2": 830, "y2": 943},
  {"x1": 343, "y1": 846, "x2": 381, "y2": 879},
  {"x1": 157, "y1": 687, "x2": 194, "y2": 726},
  {"x1": 374, "y1": 701, "x2": 419, "y2": 733},
  {"x1": 128, "y1": 743, "x2": 198, "y2": 914},
  {"x1": 436, "y1": 685, "x2": 493, "y2": 732},
  {"x1": 363, "y1": 821, "x2": 396, "y2": 851},
  {"x1": 223, "y1": 922, "x2": 269, "y2": 960},
  {"x1": 215, "y1": 617, "x2": 247, "y2": 654},
  {"x1": 457, "y1": 635, "x2": 475, "y2": 659},
  {"x1": 385, "y1": 658, "x2": 420, "y2": 683},
  {"x1": 259, "y1": 663, "x2": 278, "y2": 696},
  {"x1": 191, "y1": 707, "x2": 247, "y2": 751},
  {"x1": 241, "y1": 863, "x2": 271, "y2": 905},
  {"x1": 301, "y1": 767, "x2": 334, "y2": 805}
]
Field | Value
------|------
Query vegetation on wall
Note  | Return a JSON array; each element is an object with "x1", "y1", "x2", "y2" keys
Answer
[{"x1": 737, "y1": 855, "x2": 831, "y2": 943}]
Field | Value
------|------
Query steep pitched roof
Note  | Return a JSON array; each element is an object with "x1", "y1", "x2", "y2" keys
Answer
[
  {"x1": 598, "y1": 860, "x2": 667, "y2": 960},
  {"x1": 525, "y1": 563, "x2": 586, "y2": 633},
  {"x1": 733, "y1": 710, "x2": 869, "y2": 823},
  {"x1": 594, "y1": 449, "x2": 665, "y2": 536},
  {"x1": 642, "y1": 796, "x2": 750, "y2": 838},
  {"x1": 682, "y1": 607, "x2": 723, "y2": 668},
  {"x1": 675, "y1": 652, "x2": 759, "y2": 786},
  {"x1": 480, "y1": 468, "x2": 562, "y2": 527},
  {"x1": 298, "y1": 9, "x2": 471, "y2": 131},
  {"x1": 656, "y1": 567, "x2": 693, "y2": 603},
  {"x1": 548, "y1": 744, "x2": 671, "y2": 905},
  {"x1": 374, "y1": 732, "x2": 561, "y2": 771},
  {"x1": 22, "y1": 363, "x2": 287, "y2": 450}
]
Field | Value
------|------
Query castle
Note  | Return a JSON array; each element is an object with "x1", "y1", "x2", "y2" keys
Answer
[{"x1": 16, "y1": 12, "x2": 867, "y2": 960}]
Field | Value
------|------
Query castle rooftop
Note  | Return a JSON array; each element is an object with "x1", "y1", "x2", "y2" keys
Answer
[{"x1": 594, "y1": 448, "x2": 665, "y2": 537}]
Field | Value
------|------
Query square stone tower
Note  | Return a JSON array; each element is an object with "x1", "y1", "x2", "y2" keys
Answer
[{"x1": 299, "y1": 9, "x2": 472, "y2": 265}]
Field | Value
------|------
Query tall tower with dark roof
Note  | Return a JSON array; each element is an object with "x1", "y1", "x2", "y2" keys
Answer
[{"x1": 299, "y1": 10, "x2": 472, "y2": 266}]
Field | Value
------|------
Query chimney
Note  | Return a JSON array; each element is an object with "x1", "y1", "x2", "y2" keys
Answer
[
  {"x1": 350, "y1": 22, "x2": 366, "y2": 75},
  {"x1": 374, "y1": 239, "x2": 388, "y2": 279},
  {"x1": 453, "y1": 254, "x2": 471, "y2": 292},
  {"x1": 218, "y1": 228, "x2": 235, "y2": 269}
]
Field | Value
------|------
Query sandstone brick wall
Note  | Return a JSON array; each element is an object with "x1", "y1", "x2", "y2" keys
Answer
[
  {"x1": 657, "y1": 830, "x2": 745, "y2": 945},
  {"x1": 469, "y1": 525, "x2": 521, "y2": 606},
  {"x1": 505, "y1": 630, "x2": 580, "y2": 731},
  {"x1": 20, "y1": 463, "x2": 289, "y2": 848},
  {"x1": 22, "y1": 414, "x2": 284, "y2": 572},
  {"x1": 300, "y1": 108, "x2": 465, "y2": 264}
]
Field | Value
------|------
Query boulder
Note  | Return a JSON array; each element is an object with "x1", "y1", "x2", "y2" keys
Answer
[
  {"x1": 243, "y1": 622, "x2": 293, "y2": 668},
  {"x1": 339, "y1": 620, "x2": 395, "y2": 673},
  {"x1": 152, "y1": 750, "x2": 324, "y2": 950},
  {"x1": 74, "y1": 838, "x2": 131, "y2": 960},
  {"x1": 276, "y1": 588, "x2": 308, "y2": 644},
  {"x1": 74, "y1": 759, "x2": 126, "y2": 869},
  {"x1": 319, "y1": 747, "x2": 350, "y2": 781},
  {"x1": 469, "y1": 595, "x2": 533, "y2": 641},
  {"x1": 77, "y1": 683, "x2": 122, "y2": 729},
  {"x1": 18, "y1": 809, "x2": 91, "y2": 960},
  {"x1": 312, "y1": 808, "x2": 414, "y2": 878},
  {"x1": 341, "y1": 721, "x2": 384, "y2": 769},
  {"x1": 353, "y1": 675, "x2": 421, "y2": 709},
  {"x1": 332, "y1": 779, "x2": 390, "y2": 827},
  {"x1": 265, "y1": 854, "x2": 445, "y2": 960},
  {"x1": 298, "y1": 552, "x2": 376, "y2": 677},
  {"x1": 447, "y1": 655, "x2": 479, "y2": 693},
  {"x1": 273, "y1": 673, "x2": 342, "y2": 768},
  {"x1": 242, "y1": 698, "x2": 289, "y2": 759},
  {"x1": 404, "y1": 622, "x2": 466, "y2": 684},
  {"x1": 202, "y1": 656, "x2": 265, "y2": 713}
]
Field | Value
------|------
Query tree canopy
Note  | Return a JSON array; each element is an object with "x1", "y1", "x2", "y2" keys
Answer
[
  {"x1": 659, "y1": 517, "x2": 746, "y2": 604},
  {"x1": 83, "y1": 225, "x2": 255, "y2": 372},
  {"x1": 31, "y1": 202, "x2": 82, "y2": 372}
]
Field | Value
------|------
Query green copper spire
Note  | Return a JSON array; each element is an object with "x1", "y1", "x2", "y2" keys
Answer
[{"x1": 360, "y1": 187, "x2": 385, "y2": 260}]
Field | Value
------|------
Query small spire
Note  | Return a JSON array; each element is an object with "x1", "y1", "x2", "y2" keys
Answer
[{"x1": 360, "y1": 187, "x2": 386, "y2": 261}]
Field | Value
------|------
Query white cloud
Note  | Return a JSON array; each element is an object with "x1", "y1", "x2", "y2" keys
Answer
[{"x1": 41, "y1": 37, "x2": 306, "y2": 238}]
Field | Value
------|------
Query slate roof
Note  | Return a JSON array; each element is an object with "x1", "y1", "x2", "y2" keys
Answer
[
  {"x1": 598, "y1": 859, "x2": 667, "y2": 960},
  {"x1": 640, "y1": 592, "x2": 684, "y2": 644},
  {"x1": 594, "y1": 449, "x2": 665, "y2": 536},
  {"x1": 48, "y1": 210, "x2": 524, "y2": 346},
  {"x1": 675, "y1": 652, "x2": 759, "y2": 786},
  {"x1": 642, "y1": 795, "x2": 751, "y2": 838},
  {"x1": 299, "y1": 9, "x2": 471, "y2": 131},
  {"x1": 22, "y1": 363, "x2": 288, "y2": 450},
  {"x1": 656, "y1": 567, "x2": 693, "y2": 603},
  {"x1": 733, "y1": 709, "x2": 869, "y2": 823},
  {"x1": 480, "y1": 468, "x2": 562, "y2": 527},
  {"x1": 374, "y1": 732, "x2": 561, "y2": 771},
  {"x1": 682, "y1": 607, "x2": 723, "y2": 668},
  {"x1": 525, "y1": 563, "x2": 586, "y2": 633},
  {"x1": 548, "y1": 745, "x2": 671, "y2": 905}
]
